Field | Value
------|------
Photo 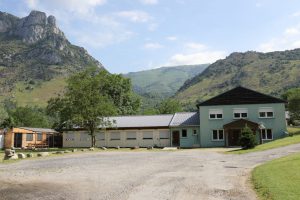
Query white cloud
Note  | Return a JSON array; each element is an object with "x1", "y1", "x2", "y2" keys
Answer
[
  {"x1": 292, "y1": 11, "x2": 300, "y2": 17},
  {"x1": 144, "y1": 42, "x2": 164, "y2": 49},
  {"x1": 148, "y1": 23, "x2": 158, "y2": 31},
  {"x1": 140, "y1": 0, "x2": 158, "y2": 5},
  {"x1": 166, "y1": 36, "x2": 178, "y2": 41},
  {"x1": 116, "y1": 10, "x2": 151, "y2": 23},
  {"x1": 258, "y1": 24, "x2": 300, "y2": 52},
  {"x1": 185, "y1": 42, "x2": 206, "y2": 51}
]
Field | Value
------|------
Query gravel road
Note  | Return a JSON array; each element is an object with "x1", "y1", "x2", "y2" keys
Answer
[{"x1": 1, "y1": 143, "x2": 300, "y2": 200}]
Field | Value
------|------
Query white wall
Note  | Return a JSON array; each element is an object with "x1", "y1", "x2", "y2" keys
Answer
[{"x1": 63, "y1": 129, "x2": 171, "y2": 148}]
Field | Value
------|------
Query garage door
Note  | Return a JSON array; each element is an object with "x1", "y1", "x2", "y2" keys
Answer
[
  {"x1": 159, "y1": 130, "x2": 170, "y2": 147},
  {"x1": 141, "y1": 131, "x2": 154, "y2": 147}
]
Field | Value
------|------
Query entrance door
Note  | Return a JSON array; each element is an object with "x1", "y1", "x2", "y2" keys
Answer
[
  {"x1": 228, "y1": 129, "x2": 241, "y2": 146},
  {"x1": 14, "y1": 133, "x2": 23, "y2": 148},
  {"x1": 172, "y1": 131, "x2": 180, "y2": 146}
]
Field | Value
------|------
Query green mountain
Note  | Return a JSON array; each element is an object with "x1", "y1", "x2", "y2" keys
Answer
[
  {"x1": 0, "y1": 11, "x2": 104, "y2": 107},
  {"x1": 124, "y1": 64, "x2": 208, "y2": 98},
  {"x1": 175, "y1": 50, "x2": 300, "y2": 110}
]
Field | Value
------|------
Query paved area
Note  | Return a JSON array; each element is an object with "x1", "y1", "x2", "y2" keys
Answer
[{"x1": 1, "y1": 143, "x2": 300, "y2": 200}]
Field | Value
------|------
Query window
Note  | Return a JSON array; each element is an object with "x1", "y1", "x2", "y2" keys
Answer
[
  {"x1": 209, "y1": 109, "x2": 223, "y2": 119},
  {"x1": 193, "y1": 130, "x2": 197, "y2": 135},
  {"x1": 110, "y1": 132, "x2": 120, "y2": 140},
  {"x1": 261, "y1": 129, "x2": 273, "y2": 140},
  {"x1": 212, "y1": 130, "x2": 224, "y2": 141},
  {"x1": 126, "y1": 132, "x2": 136, "y2": 140},
  {"x1": 37, "y1": 133, "x2": 43, "y2": 141},
  {"x1": 65, "y1": 133, "x2": 75, "y2": 141},
  {"x1": 181, "y1": 129, "x2": 187, "y2": 137},
  {"x1": 259, "y1": 107, "x2": 274, "y2": 118},
  {"x1": 159, "y1": 131, "x2": 169, "y2": 139},
  {"x1": 26, "y1": 133, "x2": 33, "y2": 141},
  {"x1": 233, "y1": 108, "x2": 248, "y2": 119},
  {"x1": 143, "y1": 131, "x2": 153, "y2": 140},
  {"x1": 96, "y1": 132, "x2": 105, "y2": 141}
]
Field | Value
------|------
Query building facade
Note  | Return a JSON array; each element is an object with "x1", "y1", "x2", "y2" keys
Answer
[{"x1": 63, "y1": 87, "x2": 287, "y2": 148}]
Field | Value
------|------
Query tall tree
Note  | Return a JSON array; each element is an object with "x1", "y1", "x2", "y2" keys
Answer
[
  {"x1": 47, "y1": 68, "x2": 140, "y2": 147},
  {"x1": 283, "y1": 88, "x2": 300, "y2": 123}
]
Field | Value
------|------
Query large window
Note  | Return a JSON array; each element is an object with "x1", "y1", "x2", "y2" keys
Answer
[
  {"x1": 159, "y1": 131, "x2": 169, "y2": 139},
  {"x1": 212, "y1": 130, "x2": 224, "y2": 141},
  {"x1": 259, "y1": 107, "x2": 274, "y2": 118},
  {"x1": 209, "y1": 109, "x2": 223, "y2": 119},
  {"x1": 126, "y1": 132, "x2": 136, "y2": 140},
  {"x1": 26, "y1": 133, "x2": 33, "y2": 141},
  {"x1": 110, "y1": 132, "x2": 120, "y2": 140},
  {"x1": 233, "y1": 108, "x2": 248, "y2": 119},
  {"x1": 261, "y1": 129, "x2": 273, "y2": 140},
  {"x1": 37, "y1": 133, "x2": 43, "y2": 141},
  {"x1": 143, "y1": 131, "x2": 153, "y2": 140},
  {"x1": 181, "y1": 129, "x2": 187, "y2": 137}
]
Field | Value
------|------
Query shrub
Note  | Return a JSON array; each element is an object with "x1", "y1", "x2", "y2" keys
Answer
[{"x1": 239, "y1": 126, "x2": 257, "y2": 149}]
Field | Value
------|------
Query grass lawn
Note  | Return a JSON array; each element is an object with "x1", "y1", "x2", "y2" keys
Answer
[
  {"x1": 252, "y1": 152, "x2": 300, "y2": 200},
  {"x1": 228, "y1": 127, "x2": 300, "y2": 154}
]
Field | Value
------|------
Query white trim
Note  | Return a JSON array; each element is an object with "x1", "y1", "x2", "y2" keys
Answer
[
  {"x1": 233, "y1": 108, "x2": 248, "y2": 119},
  {"x1": 261, "y1": 129, "x2": 273, "y2": 140},
  {"x1": 258, "y1": 107, "x2": 275, "y2": 119},
  {"x1": 212, "y1": 129, "x2": 224, "y2": 141},
  {"x1": 209, "y1": 109, "x2": 223, "y2": 120}
]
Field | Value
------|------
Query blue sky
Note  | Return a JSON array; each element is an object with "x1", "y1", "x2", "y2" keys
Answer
[{"x1": 1, "y1": 0, "x2": 300, "y2": 73}]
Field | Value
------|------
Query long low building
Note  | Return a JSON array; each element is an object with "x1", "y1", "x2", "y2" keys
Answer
[{"x1": 63, "y1": 86, "x2": 287, "y2": 148}]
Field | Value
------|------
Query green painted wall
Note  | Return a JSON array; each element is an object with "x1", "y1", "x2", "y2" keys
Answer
[
  {"x1": 199, "y1": 103, "x2": 287, "y2": 147},
  {"x1": 170, "y1": 126, "x2": 200, "y2": 148}
]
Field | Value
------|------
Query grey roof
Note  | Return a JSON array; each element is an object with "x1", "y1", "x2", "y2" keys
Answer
[
  {"x1": 19, "y1": 127, "x2": 58, "y2": 133},
  {"x1": 102, "y1": 114, "x2": 174, "y2": 128},
  {"x1": 169, "y1": 112, "x2": 200, "y2": 127}
]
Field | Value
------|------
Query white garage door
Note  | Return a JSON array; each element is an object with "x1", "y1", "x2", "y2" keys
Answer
[
  {"x1": 159, "y1": 130, "x2": 170, "y2": 147},
  {"x1": 142, "y1": 131, "x2": 154, "y2": 147},
  {"x1": 0, "y1": 134, "x2": 3, "y2": 149}
]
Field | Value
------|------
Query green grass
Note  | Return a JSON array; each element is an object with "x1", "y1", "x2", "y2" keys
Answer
[
  {"x1": 228, "y1": 127, "x2": 300, "y2": 154},
  {"x1": 288, "y1": 126, "x2": 300, "y2": 135},
  {"x1": 252, "y1": 152, "x2": 300, "y2": 200}
]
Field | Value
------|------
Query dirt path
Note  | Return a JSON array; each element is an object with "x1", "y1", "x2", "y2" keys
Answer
[{"x1": 1, "y1": 143, "x2": 300, "y2": 200}]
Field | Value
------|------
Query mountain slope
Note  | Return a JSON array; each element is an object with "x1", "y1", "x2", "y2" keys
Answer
[
  {"x1": 124, "y1": 64, "x2": 208, "y2": 98},
  {"x1": 175, "y1": 50, "x2": 300, "y2": 109},
  {"x1": 0, "y1": 10, "x2": 104, "y2": 106}
]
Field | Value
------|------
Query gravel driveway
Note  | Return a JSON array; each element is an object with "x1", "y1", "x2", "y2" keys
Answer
[{"x1": 1, "y1": 144, "x2": 300, "y2": 200}]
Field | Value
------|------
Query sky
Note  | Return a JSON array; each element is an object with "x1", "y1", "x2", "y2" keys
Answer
[{"x1": 1, "y1": 0, "x2": 300, "y2": 73}]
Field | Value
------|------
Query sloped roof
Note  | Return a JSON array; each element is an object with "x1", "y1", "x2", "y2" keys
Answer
[
  {"x1": 170, "y1": 112, "x2": 199, "y2": 127},
  {"x1": 19, "y1": 127, "x2": 58, "y2": 133},
  {"x1": 102, "y1": 114, "x2": 174, "y2": 128},
  {"x1": 197, "y1": 86, "x2": 286, "y2": 107}
]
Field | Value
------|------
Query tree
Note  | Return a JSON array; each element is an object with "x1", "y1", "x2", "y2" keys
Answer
[
  {"x1": 47, "y1": 68, "x2": 140, "y2": 147},
  {"x1": 239, "y1": 126, "x2": 257, "y2": 149},
  {"x1": 157, "y1": 99, "x2": 182, "y2": 114},
  {"x1": 282, "y1": 88, "x2": 300, "y2": 124}
]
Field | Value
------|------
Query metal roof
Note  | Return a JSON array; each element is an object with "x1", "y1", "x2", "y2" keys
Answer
[
  {"x1": 169, "y1": 112, "x2": 200, "y2": 127},
  {"x1": 19, "y1": 127, "x2": 58, "y2": 133},
  {"x1": 101, "y1": 114, "x2": 174, "y2": 128}
]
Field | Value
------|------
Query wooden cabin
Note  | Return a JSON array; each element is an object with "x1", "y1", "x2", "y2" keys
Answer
[{"x1": 4, "y1": 127, "x2": 61, "y2": 149}]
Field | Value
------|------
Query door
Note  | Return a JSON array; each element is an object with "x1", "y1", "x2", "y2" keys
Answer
[
  {"x1": 14, "y1": 133, "x2": 23, "y2": 148},
  {"x1": 172, "y1": 131, "x2": 180, "y2": 146},
  {"x1": 228, "y1": 129, "x2": 241, "y2": 146}
]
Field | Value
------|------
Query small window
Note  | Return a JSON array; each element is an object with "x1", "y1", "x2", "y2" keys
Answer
[
  {"x1": 233, "y1": 108, "x2": 248, "y2": 119},
  {"x1": 259, "y1": 107, "x2": 274, "y2": 118},
  {"x1": 110, "y1": 132, "x2": 120, "y2": 140},
  {"x1": 143, "y1": 131, "x2": 153, "y2": 140},
  {"x1": 193, "y1": 130, "x2": 197, "y2": 135},
  {"x1": 26, "y1": 133, "x2": 33, "y2": 141},
  {"x1": 212, "y1": 130, "x2": 224, "y2": 141},
  {"x1": 181, "y1": 129, "x2": 187, "y2": 137},
  {"x1": 159, "y1": 131, "x2": 169, "y2": 139},
  {"x1": 261, "y1": 129, "x2": 273, "y2": 140},
  {"x1": 209, "y1": 109, "x2": 223, "y2": 119},
  {"x1": 126, "y1": 132, "x2": 136, "y2": 140},
  {"x1": 37, "y1": 133, "x2": 43, "y2": 141}
]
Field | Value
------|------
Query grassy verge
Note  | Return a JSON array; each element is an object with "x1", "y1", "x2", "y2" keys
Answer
[
  {"x1": 252, "y1": 152, "x2": 300, "y2": 200},
  {"x1": 228, "y1": 127, "x2": 300, "y2": 154}
]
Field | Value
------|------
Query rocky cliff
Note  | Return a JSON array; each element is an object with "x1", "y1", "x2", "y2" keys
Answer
[{"x1": 0, "y1": 10, "x2": 104, "y2": 106}]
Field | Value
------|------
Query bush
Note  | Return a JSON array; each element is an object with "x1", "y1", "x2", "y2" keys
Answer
[{"x1": 239, "y1": 126, "x2": 257, "y2": 149}]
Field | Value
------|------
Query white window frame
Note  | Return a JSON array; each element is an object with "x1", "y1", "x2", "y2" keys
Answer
[
  {"x1": 261, "y1": 129, "x2": 273, "y2": 140},
  {"x1": 212, "y1": 129, "x2": 224, "y2": 141},
  {"x1": 233, "y1": 108, "x2": 248, "y2": 119},
  {"x1": 258, "y1": 107, "x2": 274, "y2": 118},
  {"x1": 209, "y1": 109, "x2": 223, "y2": 119},
  {"x1": 126, "y1": 131, "x2": 137, "y2": 140}
]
